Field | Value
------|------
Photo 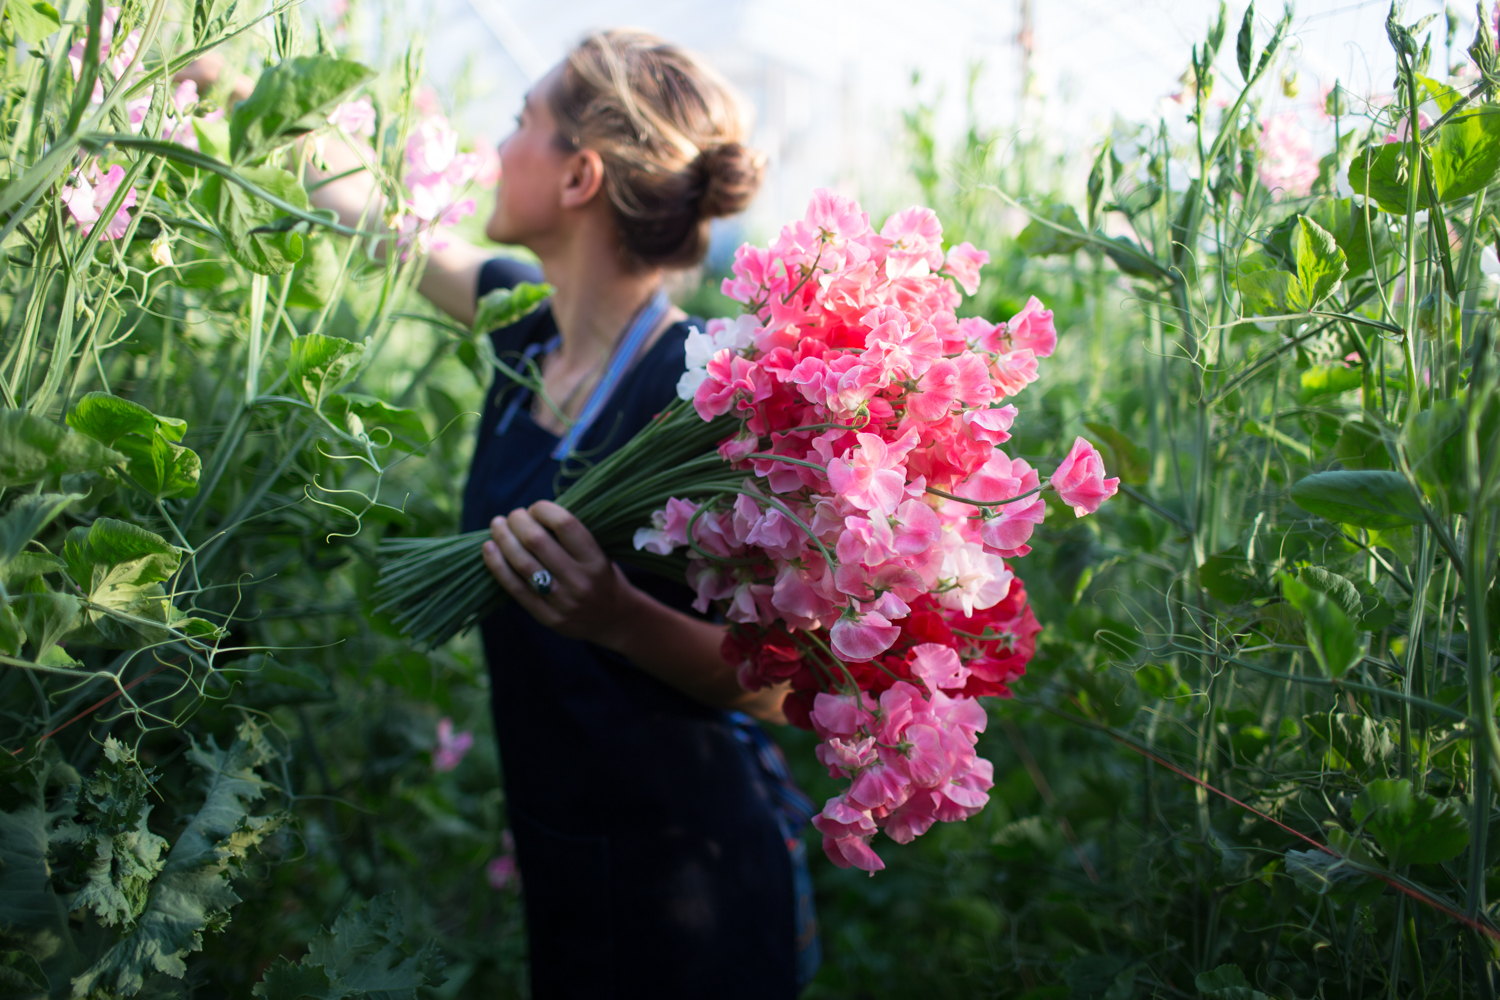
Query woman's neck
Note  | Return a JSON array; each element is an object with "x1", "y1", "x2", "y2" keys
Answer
[{"x1": 535, "y1": 214, "x2": 662, "y2": 363}]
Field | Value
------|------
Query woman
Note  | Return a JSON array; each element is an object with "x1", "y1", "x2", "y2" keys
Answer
[{"x1": 310, "y1": 30, "x2": 817, "y2": 998}]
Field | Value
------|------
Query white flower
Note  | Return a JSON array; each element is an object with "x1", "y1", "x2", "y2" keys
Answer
[
  {"x1": 149, "y1": 236, "x2": 173, "y2": 268},
  {"x1": 934, "y1": 539, "x2": 1014, "y2": 617}
]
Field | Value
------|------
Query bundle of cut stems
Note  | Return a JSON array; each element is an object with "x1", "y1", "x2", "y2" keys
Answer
[{"x1": 374, "y1": 401, "x2": 741, "y2": 648}]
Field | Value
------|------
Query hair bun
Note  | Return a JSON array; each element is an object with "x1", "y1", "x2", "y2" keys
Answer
[{"x1": 697, "y1": 142, "x2": 765, "y2": 219}]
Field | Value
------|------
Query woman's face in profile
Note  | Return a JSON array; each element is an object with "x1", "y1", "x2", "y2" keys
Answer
[{"x1": 485, "y1": 64, "x2": 570, "y2": 247}]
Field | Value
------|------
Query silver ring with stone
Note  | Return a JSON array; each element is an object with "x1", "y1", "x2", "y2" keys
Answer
[{"x1": 529, "y1": 569, "x2": 553, "y2": 596}]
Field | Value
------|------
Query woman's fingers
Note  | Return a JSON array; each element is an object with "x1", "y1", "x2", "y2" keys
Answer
[
  {"x1": 529, "y1": 501, "x2": 606, "y2": 569},
  {"x1": 502, "y1": 508, "x2": 584, "y2": 584},
  {"x1": 482, "y1": 538, "x2": 559, "y2": 625}
]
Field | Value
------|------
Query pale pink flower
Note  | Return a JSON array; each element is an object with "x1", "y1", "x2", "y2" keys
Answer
[
  {"x1": 486, "y1": 854, "x2": 518, "y2": 890},
  {"x1": 1005, "y1": 296, "x2": 1057, "y2": 357},
  {"x1": 1257, "y1": 113, "x2": 1318, "y2": 199},
  {"x1": 942, "y1": 242, "x2": 989, "y2": 295},
  {"x1": 812, "y1": 795, "x2": 885, "y2": 872},
  {"x1": 62, "y1": 164, "x2": 136, "y2": 240},
  {"x1": 935, "y1": 541, "x2": 1014, "y2": 617},
  {"x1": 433, "y1": 717, "x2": 474, "y2": 772},
  {"x1": 1383, "y1": 111, "x2": 1432, "y2": 144},
  {"x1": 909, "y1": 643, "x2": 971, "y2": 692},
  {"x1": 830, "y1": 609, "x2": 903, "y2": 661},
  {"x1": 474, "y1": 145, "x2": 502, "y2": 187},
  {"x1": 881, "y1": 206, "x2": 945, "y2": 279},
  {"x1": 328, "y1": 98, "x2": 377, "y2": 136},
  {"x1": 826, "y1": 432, "x2": 916, "y2": 515},
  {"x1": 1050, "y1": 437, "x2": 1120, "y2": 516}
]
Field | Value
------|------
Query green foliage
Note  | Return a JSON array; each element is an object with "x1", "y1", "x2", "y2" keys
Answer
[
  {"x1": 288, "y1": 333, "x2": 367, "y2": 407},
  {"x1": 201, "y1": 167, "x2": 312, "y2": 275},
  {"x1": 472, "y1": 280, "x2": 554, "y2": 334},
  {"x1": 0, "y1": 411, "x2": 122, "y2": 487},
  {"x1": 253, "y1": 895, "x2": 446, "y2": 999},
  {"x1": 228, "y1": 56, "x2": 376, "y2": 165},
  {"x1": 1351, "y1": 778, "x2": 1469, "y2": 867},
  {"x1": 6, "y1": 1, "x2": 60, "y2": 44}
]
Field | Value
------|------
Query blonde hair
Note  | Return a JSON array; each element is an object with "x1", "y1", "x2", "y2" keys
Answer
[{"x1": 549, "y1": 30, "x2": 765, "y2": 268}]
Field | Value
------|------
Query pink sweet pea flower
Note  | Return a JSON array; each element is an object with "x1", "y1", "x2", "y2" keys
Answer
[
  {"x1": 1050, "y1": 437, "x2": 1120, "y2": 516},
  {"x1": 62, "y1": 164, "x2": 137, "y2": 240},
  {"x1": 909, "y1": 643, "x2": 970, "y2": 692},
  {"x1": 1006, "y1": 296, "x2": 1057, "y2": 357},
  {"x1": 812, "y1": 795, "x2": 885, "y2": 872},
  {"x1": 963, "y1": 404, "x2": 1018, "y2": 444},
  {"x1": 487, "y1": 854, "x2": 518, "y2": 890},
  {"x1": 830, "y1": 609, "x2": 902, "y2": 661},
  {"x1": 433, "y1": 717, "x2": 474, "y2": 772},
  {"x1": 881, "y1": 206, "x2": 945, "y2": 279},
  {"x1": 822, "y1": 735, "x2": 878, "y2": 772},
  {"x1": 826, "y1": 432, "x2": 915, "y2": 515},
  {"x1": 1383, "y1": 111, "x2": 1431, "y2": 144},
  {"x1": 942, "y1": 242, "x2": 989, "y2": 295},
  {"x1": 328, "y1": 98, "x2": 377, "y2": 136},
  {"x1": 980, "y1": 492, "x2": 1047, "y2": 557},
  {"x1": 1258, "y1": 112, "x2": 1318, "y2": 199}
]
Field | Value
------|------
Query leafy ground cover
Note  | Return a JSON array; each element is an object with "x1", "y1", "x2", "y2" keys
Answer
[{"x1": 2, "y1": 1, "x2": 1499, "y2": 998}]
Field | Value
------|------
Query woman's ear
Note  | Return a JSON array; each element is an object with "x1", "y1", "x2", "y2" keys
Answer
[{"x1": 559, "y1": 148, "x2": 605, "y2": 209}]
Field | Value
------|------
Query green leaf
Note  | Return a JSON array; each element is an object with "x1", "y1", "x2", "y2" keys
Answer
[
  {"x1": 1284, "y1": 847, "x2": 1381, "y2": 906},
  {"x1": 324, "y1": 395, "x2": 428, "y2": 453},
  {"x1": 229, "y1": 55, "x2": 375, "y2": 164},
  {"x1": 6, "y1": 0, "x2": 60, "y2": 43},
  {"x1": 1199, "y1": 549, "x2": 1268, "y2": 605},
  {"x1": 1134, "y1": 663, "x2": 1189, "y2": 700},
  {"x1": 1298, "y1": 364, "x2": 1363, "y2": 403},
  {"x1": 0, "y1": 410, "x2": 123, "y2": 488},
  {"x1": 1349, "y1": 106, "x2": 1500, "y2": 212},
  {"x1": 1352, "y1": 777, "x2": 1469, "y2": 867},
  {"x1": 0, "y1": 948, "x2": 50, "y2": 990},
  {"x1": 113, "y1": 432, "x2": 202, "y2": 500},
  {"x1": 253, "y1": 894, "x2": 445, "y2": 1000},
  {"x1": 1333, "y1": 417, "x2": 1392, "y2": 470},
  {"x1": 51, "y1": 739, "x2": 168, "y2": 929},
  {"x1": 254, "y1": 959, "x2": 336, "y2": 1000},
  {"x1": 1289, "y1": 470, "x2": 1423, "y2": 528},
  {"x1": 1235, "y1": 2, "x2": 1254, "y2": 80},
  {"x1": 1296, "y1": 565, "x2": 1363, "y2": 622},
  {"x1": 202, "y1": 167, "x2": 310, "y2": 275},
  {"x1": 1016, "y1": 204, "x2": 1087, "y2": 257},
  {"x1": 1291, "y1": 216, "x2": 1347, "y2": 307},
  {"x1": 288, "y1": 335, "x2": 366, "y2": 407},
  {"x1": 472, "y1": 281, "x2": 554, "y2": 335},
  {"x1": 1305, "y1": 713, "x2": 1399, "y2": 777},
  {"x1": 14, "y1": 584, "x2": 79, "y2": 661},
  {"x1": 1308, "y1": 198, "x2": 1389, "y2": 277},
  {"x1": 0, "y1": 603, "x2": 24, "y2": 655},
  {"x1": 62, "y1": 520, "x2": 183, "y2": 643},
  {"x1": 1196, "y1": 963, "x2": 1270, "y2": 1000},
  {"x1": 72, "y1": 721, "x2": 288, "y2": 997},
  {"x1": 0, "y1": 493, "x2": 79, "y2": 566},
  {"x1": 220, "y1": 654, "x2": 332, "y2": 708},
  {"x1": 1282, "y1": 572, "x2": 1363, "y2": 677},
  {"x1": 1236, "y1": 269, "x2": 1302, "y2": 317},
  {"x1": 67, "y1": 392, "x2": 182, "y2": 447},
  {"x1": 285, "y1": 235, "x2": 342, "y2": 309},
  {"x1": 68, "y1": 394, "x2": 199, "y2": 499},
  {"x1": 1082, "y1": 421, "x2": 1149, "y2": 484}
]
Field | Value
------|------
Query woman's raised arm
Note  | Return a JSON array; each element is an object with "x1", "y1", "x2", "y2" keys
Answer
[{"x1": 305, "y1": 136, "x2": 492, "y2": 326}]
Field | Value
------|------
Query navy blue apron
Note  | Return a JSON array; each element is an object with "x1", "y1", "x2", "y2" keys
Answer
[{"x1": 460, "y1": 257, "x2": 818, "y2": 998}]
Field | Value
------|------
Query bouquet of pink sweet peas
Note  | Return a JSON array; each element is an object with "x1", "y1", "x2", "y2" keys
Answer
[
  {"x1": 629, "y1": 190, "x2": 1119, "y2": 870},
  {"x1": 377, "y1": 189, "x2": 1119, "y2": 872}
]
